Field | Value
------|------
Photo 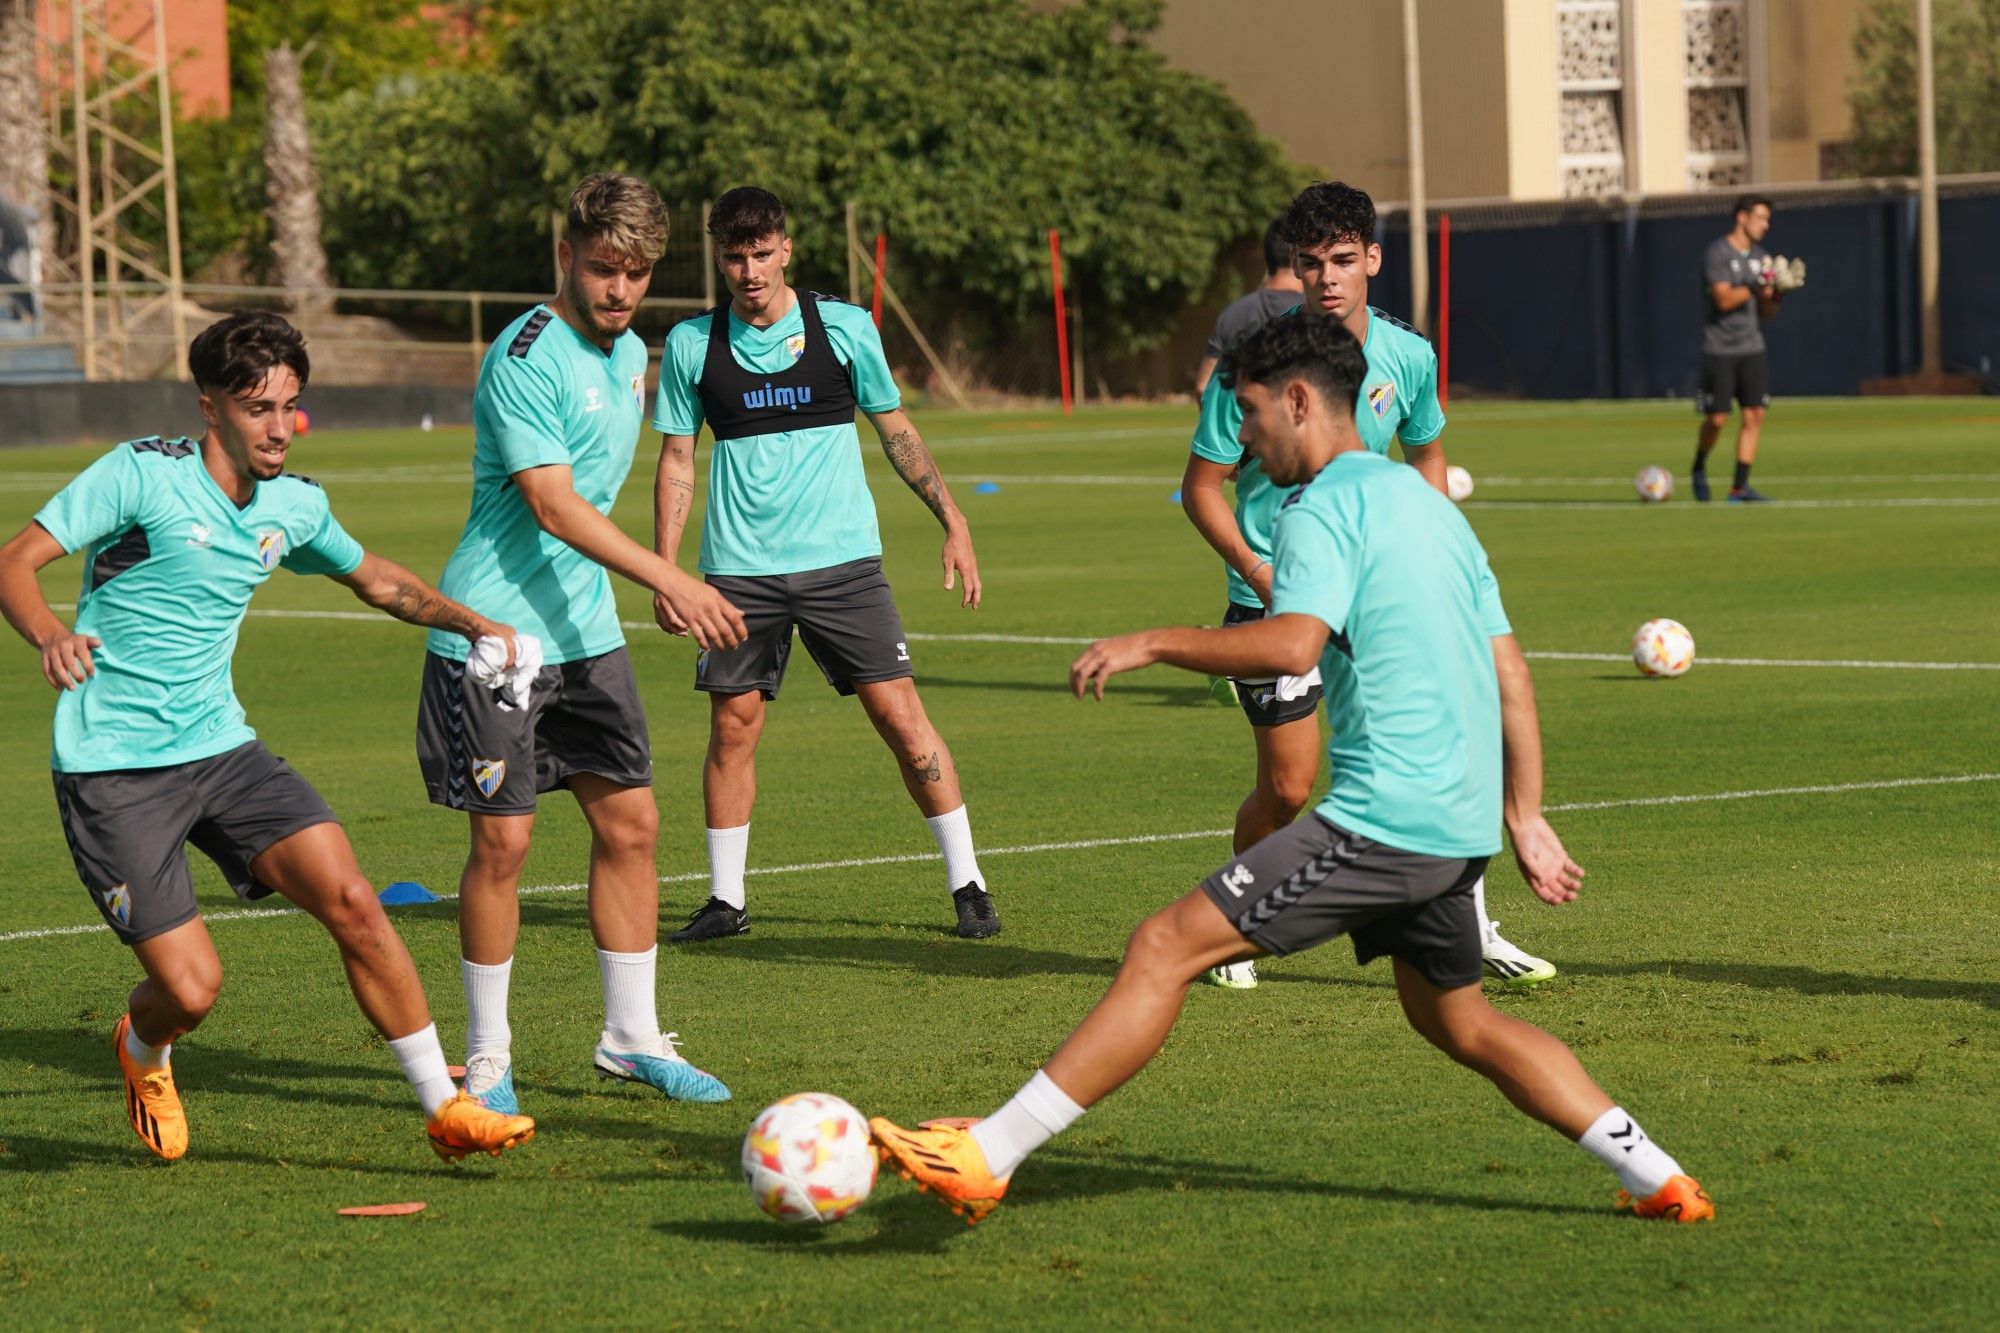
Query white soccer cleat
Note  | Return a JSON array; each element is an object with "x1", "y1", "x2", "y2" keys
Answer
[
  {"x1": 1206, "y1": 961, "x2": 1259, "y2": 990},
  {"x1": 1481, "y1": 920, "x2": 1556, "y2": 988}
]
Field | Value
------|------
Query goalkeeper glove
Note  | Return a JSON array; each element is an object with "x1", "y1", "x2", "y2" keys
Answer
[{"x1": 1772, "y1": 256, "x2": 1806, "y2": 292}]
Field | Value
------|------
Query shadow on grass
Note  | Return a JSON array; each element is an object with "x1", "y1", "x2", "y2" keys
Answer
[
  {"x1": 0, "y1": 1132, "x2": 471, "y2": 1180},
  {"x1": 1562, "y1": 959, "x2": 2000, "y2": 1009},
  {"x1": 654, "y1": 1146, "x2": 1599, "y2": 1254}
]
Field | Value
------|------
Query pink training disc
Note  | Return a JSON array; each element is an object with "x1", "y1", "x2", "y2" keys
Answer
[
  {"x1": 337, "y1": 1202, "x2": 427, "y2": 1218},
  {"x1": 446, "y1": 1065, "x2": 466, "y2": 1078}
]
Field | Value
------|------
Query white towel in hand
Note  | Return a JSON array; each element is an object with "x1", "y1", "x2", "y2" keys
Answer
[{"x1": 466, "y1": 634, "x2": 544, "y2": 712}]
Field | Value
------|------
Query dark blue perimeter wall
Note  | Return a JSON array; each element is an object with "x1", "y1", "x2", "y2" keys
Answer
[{"x1": 1368, "y1": 186, "x2": 2000, "y2": 399}]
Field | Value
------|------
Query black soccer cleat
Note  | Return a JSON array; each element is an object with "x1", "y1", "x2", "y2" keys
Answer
[
  {"x1": 1691, "y1": 470, "x2": 1712, "y2": 503},
  {"x1": 1726, "y1": 485, "x2": 1774, "y2": 504},
  {"x1": 669, "y1": 897, "x2": 749, "y2": 943},
  {"x1": 951, "y1": 883, "x2": 1001, "y2": 939}
]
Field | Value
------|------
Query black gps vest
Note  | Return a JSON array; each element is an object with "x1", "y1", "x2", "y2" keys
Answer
[{"x1": 696, "y1": 292, "x2": 859, "y2": 441}]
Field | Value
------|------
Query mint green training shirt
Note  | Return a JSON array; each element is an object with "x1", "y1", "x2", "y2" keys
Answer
[
  {"x1": 33, "y1": 437, "x2": 365, "y2": 773},
  {"x1": 429, "y1": 305, "x2": 650, "y2": 665},
  {"x1": 1190, "y1": 306, "x2": 1446, "y2": 608},
  {"x1": 1271, "y1": 451, "x2": 1511, "y2": 858},
  {"x1": 652, "y1": 295, "x2": 901, "y2": 577}
]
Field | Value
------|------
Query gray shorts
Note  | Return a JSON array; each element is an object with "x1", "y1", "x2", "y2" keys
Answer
[
  {"x1": 417, "y1": 646, "x2": 652, "y2": 815},
  {"x1": 698, "y1": 557, "x2": 913, "y2": 700},
  {"x1": 1222, "y1": 602, "x2": 1323, "y2": 728},
  {"x1": 1199, "y1": 813, "x2": 1489, "y2": 989},
  {"x1": 52, "y1": 740, "x2": 338, "y2": 945}
]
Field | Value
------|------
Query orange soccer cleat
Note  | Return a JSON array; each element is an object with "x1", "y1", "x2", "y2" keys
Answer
[
  {"x1": 114, "y1": 1015, "x2": 188, "y2": 1161},
  {"x1": 426, "y1": 1090, "x2": 535, "y2": 1162},
  {"x1": 1618, "y1": 1173, "x2": 1716, "y2": 1223},
  {"x1": 869, "y1": 1116, "x2": 1008, "y2": 1225}
]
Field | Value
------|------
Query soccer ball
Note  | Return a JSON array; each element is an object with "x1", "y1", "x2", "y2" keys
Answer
[
  {"x1": 1635, "y1": 465, "x2": 1672, "y2": 502},
  {"x1": 742, "y1": 1093, "x2": 876, "y2": 1225},
  {"x1": 1632, "y1": 619, "x2": 1695, "y2": 677},
  {"x1": 1445, "y1": 465, "x2": 1474, "y2": 502}
]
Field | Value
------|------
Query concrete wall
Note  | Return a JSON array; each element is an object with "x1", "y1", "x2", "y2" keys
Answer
[{"x1": 0, "y1": 380, "x2": 472, "y2": 448}]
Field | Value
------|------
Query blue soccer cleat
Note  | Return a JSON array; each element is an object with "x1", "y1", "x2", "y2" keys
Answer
[
  {"x1": 1727, "y1": 486, "x2": 1774, "y2": 504},
  {"x1": 592, "y1": 1033, "x2": 731, "y2": 1103},
  {"x1": 463, "y1": 1052, "x2": 519, "y2": 1115},
  {"x1": 1691, "y1": 470, "x2": 1712, "y2": 502}
]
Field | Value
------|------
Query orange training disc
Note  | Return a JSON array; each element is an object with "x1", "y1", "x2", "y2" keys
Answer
[{"x1": 337, "y1": 1202, "x2": 427, "y2": 1217}]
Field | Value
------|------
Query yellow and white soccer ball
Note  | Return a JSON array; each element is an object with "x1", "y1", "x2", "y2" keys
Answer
[
  {"x1": 742, "y1": 1093, "x2": 877, "y2": 1225},
  {"x1": 1632, "y1": 619, "x2": 1696, "y2": 677},
  {"x1": 1635, "y1": 465, "x2": 1673, "y2": 502},
  {"x1": 1445, "y1": 465, "x2": 1474, "y2": 503}
]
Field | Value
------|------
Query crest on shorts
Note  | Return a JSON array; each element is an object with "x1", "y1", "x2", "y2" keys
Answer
[
  {"x1": 471, "y1": 758, "x2": 507, "y2": 799},
  {"x1": 98, "y1": 882, "x2": 131, "y2": 927},
  {"x1": 255, "y1": 529, "x2": 286, "y2": 571},
  {"x1": 695, "y1": 649, "x2": 709, "y2": 678},
  {"x1": 1366, "y1": 381, "x2": 1396, "y2": 419},
  {"x1": 785, "y1": 333, "x2": 806, "y2": 361}
]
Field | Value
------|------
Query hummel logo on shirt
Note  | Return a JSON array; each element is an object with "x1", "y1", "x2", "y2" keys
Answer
[
  {"x1": 583, "y1": 385, "x2": 603, "y2": 414},
  {"x1": 187, "y1": 523, "x2": 212, "y2": 547}
]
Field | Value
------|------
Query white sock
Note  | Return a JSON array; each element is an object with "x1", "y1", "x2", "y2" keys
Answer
[
  {"x1": 1577, "y1": 1106, "x2": 1685, "y2": 1197},
  {"x1": 461, "y1": 957, "x2": 513, "y2": 1062},
  {"x1": 123, "y1": 1021, "x2": 170, "y2": 1070},
  {"x1": 969, "y1": 1069, "x2": 1086, "y2": 1179},
  {"x1": 925, "y1": 805, "x2": 985, "y2": 894},
  {"x1": 597, "y1": 945, "x2": 661, "y2": 1052},
  {"x1": 707, "y1": 825, "x2": 750, "y2": 910},
  {"x1": 1472, "y1": 874, "x2": 1494, "y2": 937},
  {"x1": 387, "y1": 1023, "x2": 457, "y2": 1117}
]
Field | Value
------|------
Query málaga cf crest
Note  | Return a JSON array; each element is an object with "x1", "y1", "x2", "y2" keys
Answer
[{"x1": 472, "y1": 758, "x2": 507, "y2": 799}]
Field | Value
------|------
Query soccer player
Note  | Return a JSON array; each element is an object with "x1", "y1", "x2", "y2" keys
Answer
[
  {"x1": 1192, "y1": 215, "x2": 1304, "y2": 393},
  {"x1": 0, "y1": 312, "x2": 535, "y2": 1163},
  {"x1": 418, "y1": 175, "x2": 748, "y2": 1116},
  {"x1": 870, "y1": 314, "x2": 1713, "y2": 1227},
  {"x1": 652, "y1": 186, "x2": 998, "y2": 942},
  {"x1": 1182, "y1": 180, "x2": 1552, "y2": 990},
  {"x1": 1694, "y1": 195, "x2": 1784, "y2": 503}
]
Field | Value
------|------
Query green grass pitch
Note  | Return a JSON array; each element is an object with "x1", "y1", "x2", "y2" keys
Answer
[{"x1": 1, "y1": 400, "x2": 1996, "y2": 1327}]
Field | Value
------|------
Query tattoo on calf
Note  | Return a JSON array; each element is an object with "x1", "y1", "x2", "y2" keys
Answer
[{"x1": 907, "y1": 750, "x2": 944, "y2": 784}]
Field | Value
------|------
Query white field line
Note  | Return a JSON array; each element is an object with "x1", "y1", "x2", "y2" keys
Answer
[
  {"x1": 40, "y1": 605, "x2": 2000, "y2": 670},
  {"x1": 4, "y1": 771, "x2": 1996, "y2": 946}
]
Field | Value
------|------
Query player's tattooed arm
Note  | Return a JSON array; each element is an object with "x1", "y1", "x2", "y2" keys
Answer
[
  {"x1": 868, "y1": 408, "x2": 983, "y2": 608},
  {"x1": 654, "y1": 433, "x2": 698, "y2": 564},
  {"x1": 334, "y1": 552, "x2": 513, "y2": 649}
]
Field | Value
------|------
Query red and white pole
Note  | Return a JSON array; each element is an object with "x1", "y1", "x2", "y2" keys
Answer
[
  {"x1": 1049, "y1": 229, "x2": 1072, "y2": 414},
  {"x1": 1437, "y1": 212, "x2": 1451, "y2": 411}
]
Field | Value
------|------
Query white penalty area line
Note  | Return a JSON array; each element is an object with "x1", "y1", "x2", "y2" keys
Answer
[
  {"x1": 4, "y1": 772, "x2": 1996, "y2": 947},
  {"x1": 157, "y1": 607, "x2": 2000, "y2": 672}
]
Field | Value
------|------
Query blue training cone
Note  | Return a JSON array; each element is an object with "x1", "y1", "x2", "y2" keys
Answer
[
  {"x1": 1170, "y1": 489, "x2": 1182, "y2": 503},
  {"x1": 378, "y1": 881, "x2": 439, "y2": 905},
  {"x1": 973, "y1": 481, "x2": 1001, "y2": 494}
]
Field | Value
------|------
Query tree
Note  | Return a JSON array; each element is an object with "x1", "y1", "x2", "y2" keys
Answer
[
  {"x1": 264, "y1": 44, "x2": 333, "y2": 307},
  {"x1": 1846, "y1": 0, "x2": 2000, "y2": 176},
  {"x1": 311, "y1": 0, "x2": 1300, "y2": 355}
]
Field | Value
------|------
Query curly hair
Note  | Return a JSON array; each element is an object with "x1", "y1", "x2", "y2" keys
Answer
[
  {"x1": 567, "y1": 173, "x2": 670, "y2": 265},
  {"x1": 1220, "y1": 311, "x2": 1364, "y2": 418},
  {"x1": 1279, "y1": 182, "x2": 1377, "y2": 253},
  {"x1": 187, "y1": 312, "x2": 310, "y2": 396}
]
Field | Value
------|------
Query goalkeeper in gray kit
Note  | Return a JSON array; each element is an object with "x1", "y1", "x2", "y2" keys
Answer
[{"x1": 1693, "y1": 194, "x2": 1803, "y2": 503}]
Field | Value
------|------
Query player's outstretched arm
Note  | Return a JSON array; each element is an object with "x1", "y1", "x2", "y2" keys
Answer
[
  {"x1": 651, "y1": 432, "x2": 699, "y2": 635},
  {"x1": 512, "y1": 462, "x2": 745, "y2": 650},
  {"x1": 866, "y1": 407, "x2": 981, "y2": 609},
  {"x1": 1494, "y1": 632, "x2": 1585, "y2": 904},
  {"x1": 0, "y1": 523, "x2": 100, "y2": 690},
  {"x1": 1069, "y1": 614, "x2": 1327, "y2": 700},
  {"x1": 1181, "y1": 454, "x2": 1273, "y2": 605},
  {"x1": 331, "y1": 551, "x2": 514, "y2": 649}
]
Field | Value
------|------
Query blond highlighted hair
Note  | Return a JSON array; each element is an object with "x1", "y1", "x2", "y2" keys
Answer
[{"x1": 566, "y1": 174, "x2": 670, "y2": 265}]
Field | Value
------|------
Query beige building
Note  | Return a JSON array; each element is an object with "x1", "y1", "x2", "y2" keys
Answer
[{"x1": 1151, "y1": 0, "x2": 1869, "y2": 201}]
